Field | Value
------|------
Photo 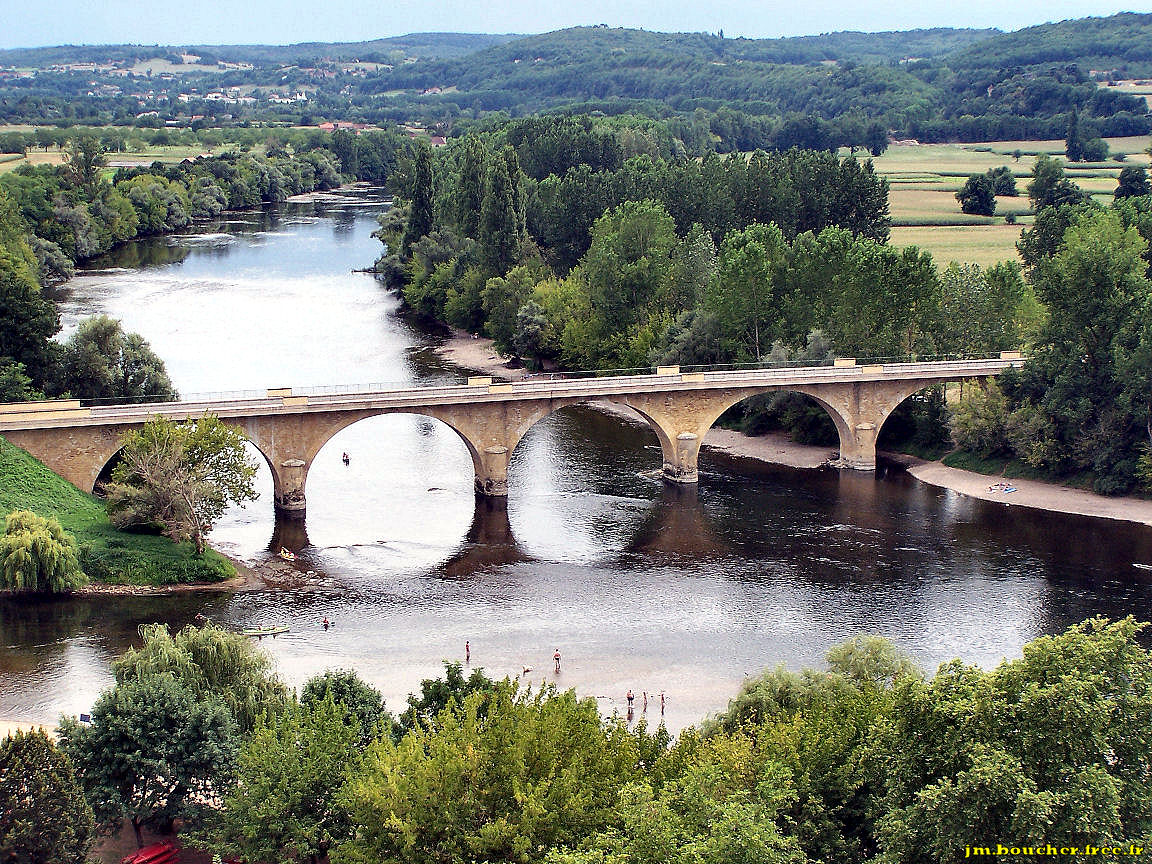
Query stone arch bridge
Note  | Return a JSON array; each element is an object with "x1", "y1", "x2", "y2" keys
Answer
[{"x1": 0, "y1": 357, "x2": 1022, "y2": 519}]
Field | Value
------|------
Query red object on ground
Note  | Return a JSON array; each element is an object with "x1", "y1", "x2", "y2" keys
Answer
[{"x1": 121, "y1": 840, "x2": 179, "y2": 864}]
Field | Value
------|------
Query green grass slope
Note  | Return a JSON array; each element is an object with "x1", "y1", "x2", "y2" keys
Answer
[{"x1": 0, "y1": 435, "x2": 233, "y2": 586}]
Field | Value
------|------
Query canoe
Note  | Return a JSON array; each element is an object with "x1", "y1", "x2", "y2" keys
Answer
[{"x1": 242, "y1": 625, "x2": 289, "y2": 637}]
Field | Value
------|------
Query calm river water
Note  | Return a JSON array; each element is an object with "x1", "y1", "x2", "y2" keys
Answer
[{"x1": 4, "y1": 188, "x2": 1152, "y2": 732}]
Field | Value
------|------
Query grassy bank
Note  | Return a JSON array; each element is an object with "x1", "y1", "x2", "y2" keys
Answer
[{"x1": 0, "y1": 436, "x2": 233, "y2": 586}]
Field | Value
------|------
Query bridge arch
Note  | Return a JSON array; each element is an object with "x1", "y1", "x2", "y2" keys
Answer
[
  {"x1": 235, "y1": 406, "x2": 505, "y2": 515},
  {"x1": 501, "y1": 398, "x2": 668, "y2": 480}
]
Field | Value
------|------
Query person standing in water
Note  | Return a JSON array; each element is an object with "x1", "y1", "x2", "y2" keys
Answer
[
  {"x1": 465, "y1": 641, "x2": 470, "y2": 663},
  {"x1": 553, "y1": 649, "x2": 561, "y2": 673}
]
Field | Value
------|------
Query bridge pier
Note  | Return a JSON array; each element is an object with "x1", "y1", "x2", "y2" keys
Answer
[
  {"x1": 273, "y1": 458, "x2": 309, "y2": 518},
  {"x1": 475, "y1": 445, "x2": 510, "y2": 496},
  {"x1": 664, "y1": 432, "x2": 702, "y2": 483}
]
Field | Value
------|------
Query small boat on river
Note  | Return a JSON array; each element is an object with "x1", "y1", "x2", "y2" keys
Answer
[
  {"x1": 242, "y1": 625, "x2": 289, "y2": 637},
  {"x1": 279, "y1": 547, "x2": 296, "y2": 561}
]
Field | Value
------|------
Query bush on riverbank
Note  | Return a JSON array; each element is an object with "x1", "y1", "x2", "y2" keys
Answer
[{"x1": 0, "y1": 436, "x2": 233, "y2": 586}]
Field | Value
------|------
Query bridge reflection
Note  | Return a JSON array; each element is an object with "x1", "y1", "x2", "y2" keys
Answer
[{"x1": 265, "y1": 483, "x2": 732, "y2": 577}]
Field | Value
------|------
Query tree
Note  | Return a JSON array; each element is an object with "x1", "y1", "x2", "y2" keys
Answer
[
  {"x1": 477, "y1": 152, "x2": 519, "y2": 275},
  {"x1": 1082, "y1": 137, "x2": 1110, "y2": 162},
  {"x1": 301, "y1": 669, "x2": 392, "y2": 746},
  {"x1": 834, "y1": 156, "x2": 891, "y2": 242},
  {"x1": 706, "y1": 222, "x2": 788, "y2": 360},
  {"x1": 113, "y1": 623, "x2": 288, "y2": 734},
  {"x1": 0, "y1": 509, "x2": 85, "y2": 593},
  {"x1": 1027, "y1": 154, "x2": 1086, "y2": 211},
  {"x1": 396, "y1": 660, "x2": 496, "y2": 737},
  {"x1": 104, "y1": 415, "x2": 258, "y2": 554},
  {"x1": 985, "y1": 166, "x2": 1018, "y2": 197},
  {"x1": 1010, "y1": 209, "x2": 1151, "y2": 492},
  {"x1": 209, "y1": 698, "x2": 359, "y2": 864},
  {"x1": 0, "y1": 359, "x2": 41, "y2": 403},
  {"x1": 0, "y1": 729, "x2": 94, "y2": 864},
  {"x1": 1065, "y1": 109, "x2": 1084, "y2": 162},
  {"x1": 956, "y1": 174, "x2": 996, "y2": 216},
  {"x1": 512, "y1": 299, "x2": 552, "y2": 369},
  {"x1": 864, "y1": 121, "x2": 889, "y2": 157},
  {"x1": 1115, "y1": 166, "x2": 1151, "y2": 200},
  {"x1": 579, "y1": 199, "x2": 680, "y2": 347},
  {"x1": 934, "y1": 261, "x2": 1028, "y2": 355},
  {"x1": 0, "y1": 190, "x2": 59, "y2": 389},
  {"x1": 61, "y1": 136, "x2": 107, "y2": 198},
  {"x1": 342, "y1": 683, "x2": 640, "y2": 864},
  {"x1": 401, "y1": 142, "x2": 433, "y2": 257},
  {"x1": 874, "y1": 618, "x2": 1152, "y2": 863},
  {"x1": 453, "y1": 138, "x2": 486, "y2": 239},
  {"x1": 59, "y1": 674, "x2": 238, "y2": 848},
  {"x1": 60, "y1": 315, "x2": 177, "y2": 402}
]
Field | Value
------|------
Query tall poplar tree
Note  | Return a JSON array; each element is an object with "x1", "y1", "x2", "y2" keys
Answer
[
  {"x1": 401, "y1": 143, "x2": 434, "y2": 257},
  {"x1": 478, "y1": 155, "x2": 519, "y2": 276}
]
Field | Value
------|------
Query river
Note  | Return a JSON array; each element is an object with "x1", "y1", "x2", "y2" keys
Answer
[{"x1": 4, "y1": 188, "x2": 1152, "y2": 733}]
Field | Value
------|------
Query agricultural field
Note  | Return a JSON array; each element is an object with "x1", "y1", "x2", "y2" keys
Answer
[
  {"x1": 0, "y1": 144, "x2": 217, "y2": 175},
  {"x1": 0, "y1": 150, "x2": 64, "y2": 173},
  {"x1": 888, "y1": 224, "x2": 1026, "y2": 268},
  {"x1": 871, "y1": 136, "x2": 1151, "y2": 266}
]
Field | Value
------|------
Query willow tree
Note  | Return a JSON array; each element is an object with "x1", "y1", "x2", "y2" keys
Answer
[
  {"x1": 104, "y1": 414, "x2": 257, "y2": 554},
  {"x1": 113, "y1": 622, "x2": 288, "y2": 734},
  {"x1": 0, "y1": 509, "x2": 85, "y2": 593}
]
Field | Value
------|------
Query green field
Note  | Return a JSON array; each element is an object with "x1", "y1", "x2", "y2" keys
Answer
[
  {"x1": 0, "y1": 435, "x2": 234, "y2": 586},
  {"x1": 869, "y1": 136, "x2": 1151, "y2": 266},
  {"x1": 888, "y1": 225, "x2": 1026, "y2": 268}
]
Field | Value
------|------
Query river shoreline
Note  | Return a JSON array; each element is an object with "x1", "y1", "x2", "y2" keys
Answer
[{"x1": 434, "y1": 329, "x2": 1152, "y2": 528}]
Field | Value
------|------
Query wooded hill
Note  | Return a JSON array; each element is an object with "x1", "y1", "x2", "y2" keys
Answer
[
  {"x1": 1, "y1": 15, "x2": 1150, "y2": 143},
  {"x1": 359, "y1": 15, "x2": 1152, "y2": 141},
  {"x1": 0, "y1": 33, "x2": 520, "y2": 67}
]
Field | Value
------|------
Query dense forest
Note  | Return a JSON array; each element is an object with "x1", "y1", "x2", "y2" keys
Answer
[{"x1": 1, "y1": 15, "x2": 1149, "y2": 146}]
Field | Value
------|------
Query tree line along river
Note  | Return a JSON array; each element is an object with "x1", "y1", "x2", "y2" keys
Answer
[{"x1": 3, "y1": 188, "x2": 1152, "y2": 733}]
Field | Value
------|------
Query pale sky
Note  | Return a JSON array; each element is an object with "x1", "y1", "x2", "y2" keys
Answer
[{"x1": 3, "y1": 0, "x2": 1150, "y2": 50}]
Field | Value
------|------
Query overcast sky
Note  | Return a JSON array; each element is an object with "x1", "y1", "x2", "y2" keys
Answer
[{"x1": 3, "y1": 0, "x2": 1149, "y2": 50}]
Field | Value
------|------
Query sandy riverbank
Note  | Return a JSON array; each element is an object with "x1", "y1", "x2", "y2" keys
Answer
[
  {"x1": 906, "y1": 461, "x2": 1152, "y2": 527},
  {"x1": 437, "y1": 328, "x2": 527, "y2": 380},
  {"x1": 434, "y1": 330, "x2": 1152, "y2": 526}
]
